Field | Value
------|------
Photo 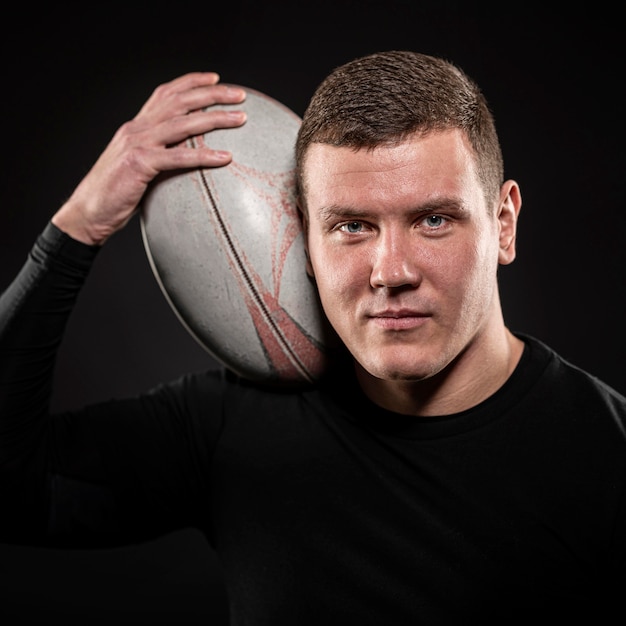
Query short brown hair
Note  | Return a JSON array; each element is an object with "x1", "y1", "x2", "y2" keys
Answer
[{"x1": 296, "y1": 50, "x2": 504, "y2": 208}]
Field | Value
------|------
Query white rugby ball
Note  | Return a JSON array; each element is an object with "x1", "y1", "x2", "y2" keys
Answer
[{"x1": 140, "y1": 86, "x2": 336, "y2": 385}]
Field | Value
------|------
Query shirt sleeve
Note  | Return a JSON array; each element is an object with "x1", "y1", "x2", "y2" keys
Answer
[
  {"x1": 0, "y1": 222, "x2": 100, "y2": 542},
  {"x1": 0, "y1": 223, "x2": 225, "y2": 547}
]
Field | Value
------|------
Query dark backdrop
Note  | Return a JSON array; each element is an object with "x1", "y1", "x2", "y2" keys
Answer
[{"x1": 1, "y1": 3, "x2": 624, "y2": 624}]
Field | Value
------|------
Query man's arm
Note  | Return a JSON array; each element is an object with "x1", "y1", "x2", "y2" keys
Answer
[
  {"x1": 52, "y1": 72, "x2": 246, "y2": 245},
  {"x1": 0, "y1": 223, "x2": 99, "y2": 540},
  {"x1": 0, "y1": 72, "x2": 247, "y2": 541}
]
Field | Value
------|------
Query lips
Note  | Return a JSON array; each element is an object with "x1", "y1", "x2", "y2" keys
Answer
[
  {"x1": 371, "y1": 308, "x2": 428, "y2": 318},
  {"x1": 368, "y1": 308, "x2": 431, "y2": 330}
]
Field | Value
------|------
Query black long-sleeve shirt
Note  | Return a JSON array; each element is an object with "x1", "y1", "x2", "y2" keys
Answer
[{"x1": 2, "y1": 222, "x2": 626, "y2": 624}]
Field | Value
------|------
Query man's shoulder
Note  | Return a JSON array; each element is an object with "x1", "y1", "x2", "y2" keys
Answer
[{"x1": 519, "y1": 332, "x2": 626, "y2": 417}]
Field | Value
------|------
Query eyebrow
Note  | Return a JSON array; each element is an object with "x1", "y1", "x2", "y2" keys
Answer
[
  {"x1": 317, "y1": 205, "x2": 370, "y2": 223},
  {"x1": 316, "y1": 197, "x2": 468, "y2": 223}
]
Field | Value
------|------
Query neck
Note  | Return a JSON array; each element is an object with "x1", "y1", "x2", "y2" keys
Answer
[{"x1": 355, "y1": 326, "x2": 524, "y2": 417}]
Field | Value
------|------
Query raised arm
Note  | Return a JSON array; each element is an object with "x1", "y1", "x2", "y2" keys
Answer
[
  {"x1": 52, "y1": 72, "x2": 246, "y2": 245},
  {"x1": 0, "y1": 72, "x2": 246, "y2": 542}
]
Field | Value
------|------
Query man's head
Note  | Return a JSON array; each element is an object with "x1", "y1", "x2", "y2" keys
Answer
[
  {"x1": 296, "y1": 50, "x2": 504, "y2": 210},
  {"x1": 295, "y1": 50, "x2": 521, "y2": 413}
]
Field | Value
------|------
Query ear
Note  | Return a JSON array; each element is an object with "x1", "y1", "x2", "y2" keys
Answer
[
  {"x1": 497, "y1": 180, "x2": 522, "y2": 266},
  {"x1": 297, "y1": 197, "x2": 315, "y2": 278}
]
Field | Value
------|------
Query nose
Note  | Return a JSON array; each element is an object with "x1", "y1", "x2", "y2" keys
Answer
[{"x1": 370, "y1": 229, "x2": 421, "y2": 289}]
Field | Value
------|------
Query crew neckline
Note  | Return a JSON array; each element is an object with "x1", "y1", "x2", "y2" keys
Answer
[{"x1": 321, "y1": 333, "x2": 553, "y2": 440}]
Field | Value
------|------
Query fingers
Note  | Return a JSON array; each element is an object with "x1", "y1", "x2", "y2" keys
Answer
[
  {"x1": 160, "y1": 107, "x2": 248, "y2": 150},
  {"x1": 122, "y1": 72, "x2": 250, "y2": 177},
  {"x1": 137, "y1": 72, "x2": 247, "y2": 124},
  {"x1": 130, "y1": 71, "x2": 248, "y2": 167},
  {"x1": 52, "y1": 71, "x2": 250, "y2": 246},
  {"x1": 117, "y1": 100, "x2": 247, "y2": 176},
  {"x1": 137, "y1": 72, "x2": 221, "y2": 118}
]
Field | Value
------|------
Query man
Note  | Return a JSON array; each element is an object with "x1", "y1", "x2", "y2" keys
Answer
[{"x1": 1, "y1": 51, "x2": 625, "y2": 624}]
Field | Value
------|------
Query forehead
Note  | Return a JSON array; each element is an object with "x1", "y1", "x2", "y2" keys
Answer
[{"x1": 301, "y1": 129, "x2": 481, "y2": 210}]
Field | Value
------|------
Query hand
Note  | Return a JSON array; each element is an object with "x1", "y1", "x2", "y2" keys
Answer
[{"x1": 52, "y1": 72, "x2": 247, "y2": 245}]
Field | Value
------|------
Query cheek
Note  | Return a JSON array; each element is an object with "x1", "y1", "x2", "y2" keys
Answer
[
  {"x1": 309, "y1": 239, "x2": 367, "y2": 299},
  {"x1": 426, "y1": 239, "x2": 487, "y2": 295},
  {"x1": 445, "y1": 238, "x2": 499, "y2": 306}
]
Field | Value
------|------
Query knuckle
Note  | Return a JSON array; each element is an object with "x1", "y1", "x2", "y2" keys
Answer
[
  {"x1": 151, "y1": 81, "x2": 171, "y2": 101},
  {"x1": 114, "y1": 119, "x2": 140, "y2": 143}
]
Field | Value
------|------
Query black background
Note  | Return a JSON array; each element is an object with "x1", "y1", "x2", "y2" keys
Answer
[{"x1": 1, "y1": 3, "x2": 624, "y2": 624}]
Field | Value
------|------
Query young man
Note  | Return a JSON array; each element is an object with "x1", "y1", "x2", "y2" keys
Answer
[{"x1": 1, "y1": 51, "x2": 624, "y2": 624}]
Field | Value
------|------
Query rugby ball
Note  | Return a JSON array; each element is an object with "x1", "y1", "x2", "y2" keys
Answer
[{"x1": 140, "y1": 86, "x2": 336, "y2": 385}]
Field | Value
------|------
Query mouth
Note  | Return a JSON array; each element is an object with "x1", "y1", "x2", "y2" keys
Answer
[{"x1": 368, "y1": 309, "x2": 431, "y2": 331}]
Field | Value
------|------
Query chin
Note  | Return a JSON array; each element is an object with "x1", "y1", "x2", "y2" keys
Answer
[{"x1": 358, "y1": 356, "x2": 438, "y2": 383}]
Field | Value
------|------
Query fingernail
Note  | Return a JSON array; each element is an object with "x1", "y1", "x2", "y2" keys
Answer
[{"x1": 226, "y1": 87, "x2": 246, "y2": 98}]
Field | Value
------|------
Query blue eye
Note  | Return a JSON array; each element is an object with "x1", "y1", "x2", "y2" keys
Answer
[
  {"x1": 341, "y1": 221, "x2": 363, "y2": 233},
  {"x1": 425, "y1": 215, "x2": 445, "y2": 228}
]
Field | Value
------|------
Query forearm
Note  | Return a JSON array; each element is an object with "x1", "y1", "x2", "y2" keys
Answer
[{"x1": 0, "y1": 222, "x2": 99, "y2": 466}]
